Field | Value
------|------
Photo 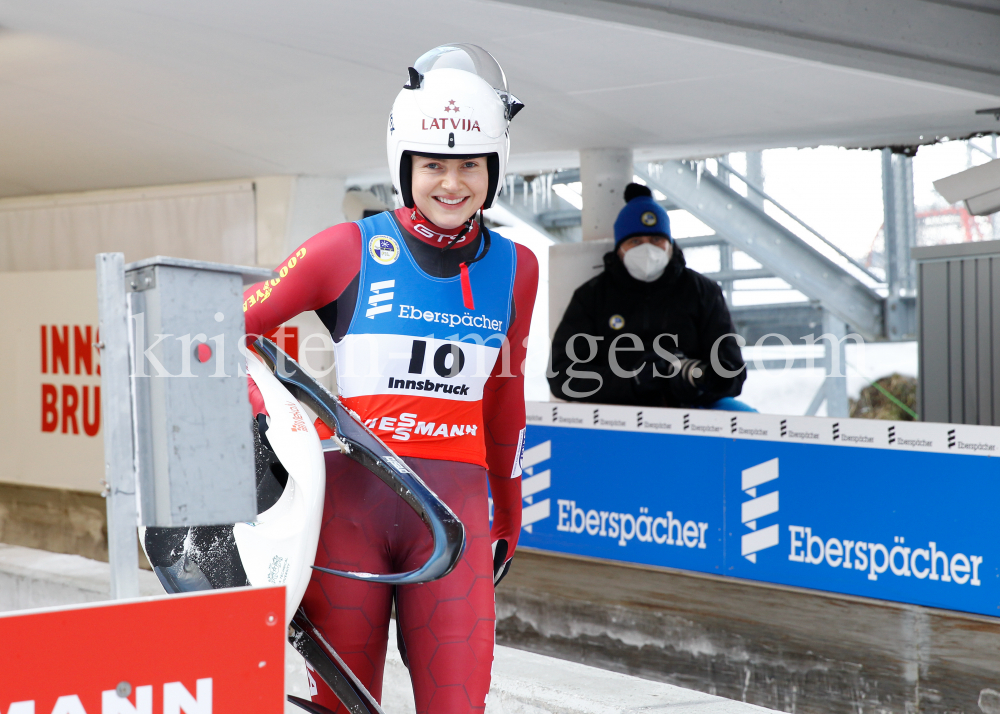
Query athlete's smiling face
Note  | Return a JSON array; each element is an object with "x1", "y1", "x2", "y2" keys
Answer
[{"x1": 411, "y1": 155, "x2": 489, "y2": 230}]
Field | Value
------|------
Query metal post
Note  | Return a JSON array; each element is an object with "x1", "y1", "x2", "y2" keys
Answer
[
  {"x1": 714, "y1": 154, "x2": 734, "y2": 304},
  {"x1": 881, "y1": 149, "x2": 899, "y2": 293},
  {"x1": 823, "y1": 311, "x2": 850, "y2": 418},
  {"x1": 739, "y1": 151, "x2": 766, "y2": 305},
  {"x1": 580, "y1": 148, "x2": 633, "y2": 241},
  {"x1": 745, "y1": 152, "x2": 765, "y2": 210},
  {"x1": 995, "y1": 135, "x2": 1000, "y2": 242},
  {"x1": 719, "y1": 243, "x2": 734, "y2": 306},
  {"x1": 882, "y1": 149, "x2": 917, "y2": 297},
  {"x1": 900, "y1": 157, "x2": 917, "y2": 292},
  {"x1": 715, "y1": 155, "x2": 730, "y2": 188},
  {"x1": 96, "y1": 253, "x2": 140, "y2": 600},
  {"x1": 803, "y1": 312, "x2": 850, "y2": 417}
]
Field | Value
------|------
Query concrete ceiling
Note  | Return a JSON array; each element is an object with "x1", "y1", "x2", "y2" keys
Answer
[{"x1": 1, "y1": 0, "x2": 998, "y2": 198}]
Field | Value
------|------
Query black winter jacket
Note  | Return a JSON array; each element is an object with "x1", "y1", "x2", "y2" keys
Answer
[{"x1": 548, "y1": 247, "x2": 746, "y2": 407}]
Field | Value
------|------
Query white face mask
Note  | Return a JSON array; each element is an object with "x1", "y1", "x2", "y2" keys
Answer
[{"x1": 622, "y1": 241, "x2": 672, "y2": 282}]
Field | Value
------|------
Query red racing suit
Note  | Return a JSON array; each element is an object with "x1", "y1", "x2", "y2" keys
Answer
[{"x1": 244, "y1": 207, "x2": 537, "y2": 713}]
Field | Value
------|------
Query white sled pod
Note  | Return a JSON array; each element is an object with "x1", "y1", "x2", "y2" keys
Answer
[
  {"x1": 141, "y1": 350, "x2": 325, "y2": 626},
  {"x1": 236, "y1": 352, "x2": 325, "y2": 618}
]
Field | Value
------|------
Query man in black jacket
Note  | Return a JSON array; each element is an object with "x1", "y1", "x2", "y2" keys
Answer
[{"x1": 548, "y1": 183, "x2": 752, "y2": 410}]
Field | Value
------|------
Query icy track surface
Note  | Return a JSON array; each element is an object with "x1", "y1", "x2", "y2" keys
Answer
[{"x1": 286, "y1": 619, "x2": 778, "y2": 714}]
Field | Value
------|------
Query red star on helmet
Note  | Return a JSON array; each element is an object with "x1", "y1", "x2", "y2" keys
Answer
[{"x1": 444, "y1": 99, "x2": 459, "y2": 113}]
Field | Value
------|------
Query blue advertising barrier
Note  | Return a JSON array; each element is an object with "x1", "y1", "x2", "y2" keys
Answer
[{"x1": 517, "y1": 402, "x2": 1000, "y2": 618}]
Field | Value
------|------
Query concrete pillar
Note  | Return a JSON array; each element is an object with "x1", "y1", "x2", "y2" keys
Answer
[
  {"x1": 287, "y1": 176, "x2": 346, "y2": 252},
  {"x1": 580, "y1": 148, "x2": 633, "y2": 242},
  {"x1": 254, "y1": 175, "x2": 346, "y2": 266},
  {"x1": 255, "y1": 176, "x2": 296, "y2": 267}
]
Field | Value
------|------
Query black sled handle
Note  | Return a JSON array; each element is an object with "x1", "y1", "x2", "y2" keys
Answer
[{"x1": 253, "y1": 338, "x2": 466, "y2": 585}]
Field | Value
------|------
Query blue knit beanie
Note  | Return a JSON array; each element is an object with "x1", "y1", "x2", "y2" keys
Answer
[{"x1": 614, "y1": 183, "x2": 671, "y2": 247}]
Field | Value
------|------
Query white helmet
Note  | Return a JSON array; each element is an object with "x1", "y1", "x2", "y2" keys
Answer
[{"x1": 387, "y1": 43, "x2": 523, "y2": 209}]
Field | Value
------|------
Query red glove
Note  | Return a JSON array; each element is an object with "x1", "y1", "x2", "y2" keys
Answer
[{"x1": 488, "y1": 472, "x2": 522, "y2": 586}]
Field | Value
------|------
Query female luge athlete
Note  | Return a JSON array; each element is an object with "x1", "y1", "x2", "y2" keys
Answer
[{"x1": 243, "y1": 44, "x2": 537, "y2": 713}]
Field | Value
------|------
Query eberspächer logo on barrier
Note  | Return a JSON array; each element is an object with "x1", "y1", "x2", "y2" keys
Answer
[
  {"x1": 521, "y1": 441, "x2": 552, "y2": 533},
  {"x1": 742, "y1": 458, "x2": 779, "y2": 563}
]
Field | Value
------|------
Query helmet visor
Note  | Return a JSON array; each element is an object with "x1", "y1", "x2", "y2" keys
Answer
[{"x1": 414, "y1": 43, "x2": 510, "y2": 100}]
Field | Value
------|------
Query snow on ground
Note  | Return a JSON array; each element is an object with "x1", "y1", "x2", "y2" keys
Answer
[{"x1": 740, "y1": 341, "x2": 918, "y2": 416}]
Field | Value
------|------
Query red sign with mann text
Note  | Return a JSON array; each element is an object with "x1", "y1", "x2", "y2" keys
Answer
[{"x1": 0, "y1": 587, "x2": 285, "y2": 714}]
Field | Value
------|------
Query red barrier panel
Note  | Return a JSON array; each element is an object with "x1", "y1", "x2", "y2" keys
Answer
[{"x1": 0, "y1": 587, "x2": 285, "y2": 713}]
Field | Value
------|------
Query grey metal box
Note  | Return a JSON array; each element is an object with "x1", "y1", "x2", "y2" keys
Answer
[
  {"x1": 126, "y1": 257, "x2": 272, "y2": 527},
  {"x1": 914, "y1": 240, "x2": 1000, "y2": 425}
]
